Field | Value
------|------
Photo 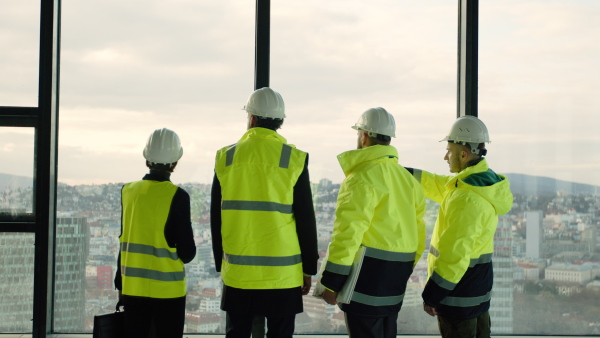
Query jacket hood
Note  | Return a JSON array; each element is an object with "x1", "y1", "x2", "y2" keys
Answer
[
  {"x1": 451, "y1": 159, "x2": 513, "y2": 216},
  {"x1": 337, "y1": 145, "x2": 399, "y2": 177}
]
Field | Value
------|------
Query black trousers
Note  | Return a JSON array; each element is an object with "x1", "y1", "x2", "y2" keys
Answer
[
  {"x1": 344, "y1": 311, "x2": 398, "y2": 338},
  {"x1": 226, "y1": 311, "x2": 295, "y2": 338},
  {"x1": 122, "y1": 295, "x2": 186, "y2": 338},
  {"x1": 437, "y1": 311, "x2": 491, "y2": 338}
]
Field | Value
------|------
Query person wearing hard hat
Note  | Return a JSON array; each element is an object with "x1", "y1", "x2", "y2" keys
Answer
[
  {"x1": 210, "y1": 87, "x2": 318, "y2": 338},
  {"x1": 405, "y1": 116, "x2": 513, "y2": 338},
  {"x1": 318, "y1": 108, "x2": 426, "y2": 338},
  {"x1": 115, "y1": 128, "x2": 196, "y2": 338}
]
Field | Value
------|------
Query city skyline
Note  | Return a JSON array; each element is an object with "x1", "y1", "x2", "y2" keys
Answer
[
  {"x1": 2, "y1": 178, "x2": 599, "y2": 334},
  {"x1": 3, "y1": 171, "x2": 600, "y2": 196}
]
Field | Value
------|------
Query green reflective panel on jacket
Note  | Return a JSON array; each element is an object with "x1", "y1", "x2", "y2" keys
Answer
[
  {"x1": 120, "y1": 180, "x2": 186, "y2": 298},
  {"x1": 215, "y1": 128, "x2": 306, "y2": 289}
]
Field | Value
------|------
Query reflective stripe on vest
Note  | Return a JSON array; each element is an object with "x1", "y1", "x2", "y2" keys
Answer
[
  {"x1": 351, "y1": 291, "x2": 405, "y2": 307},
  {"x1": 431, "y1": 270, "x2": 457, "y2": 290},
  {"x1": 469, "y1": 253, "x2": 492, "y2": 267},
  {"x1": 429, "y1": 245, "x2": 440, "y2": 257},
  {"x1": 121, "y1": 266, "x2": 185, "y2": 282},
  {"x1": 279, "y1": 144, "x2": 292, "y2": 168},
  {"x1": 121, "y1": 242, "x2": 179, "y2": 260},
  {"x1": 226, "y1": 145, "x2": 236, "y2": 166},
  {"x1": 221, "y1": 200, "x2": 293, "y2": 214},
  {"x1": 430, "y1": 245, "x2": 492, "y2": 267},
  {"x1": 440, "y1": 291, "x2": 491, "y2": 307},
  {"x1": 325, "y1": 260, "x2": 352, "y2": 275},
  {"x1": 325, "y1": 246, "x2": 416, "y2": 276},
  {"x1": 365, "y1": 247, "x2": 416, "y2": 262},
  {"x1": 225, "y1": 143, "x2": 292, "y2": 168},
  {"x1": 223, "y1": 252, "x2": 301, "y2": 266}
]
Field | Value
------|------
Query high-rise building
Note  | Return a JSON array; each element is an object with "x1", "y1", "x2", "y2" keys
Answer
[
  {"x1": 96, "y1": 266, "x2": 113, "y2": 290},
  {"x1": 0, "y1": 233, "x2": 35, "y2": 332},
  {"x1": 526, "y1": 211, "x2": 544, "y2": 259},
  {"x1": 0, "y1": 216, "x2": 88, "y2": 332},
  {"x1": 491, "y1": 216, "x2": 514, "y2": 334},
  {"x1": 53, "y1": 216, "x2": 89, "y2": 332},
  {"x1": 582, "y1": 227, "x2": 597, "y2": 253}
]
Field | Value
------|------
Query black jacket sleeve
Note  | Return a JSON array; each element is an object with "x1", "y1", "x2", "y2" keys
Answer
[
  {"x1": 321, "y1": 270, "x2": 348, "y2": 292},
  {"x1": 115, "y1": 185, "x2": 125, "y2": 290},
  {"x1": 115, "y1": 252, "x2": 122, "y2": 290},
  {"x1": 293, "y1": 156, "x2": 319, "y2": 275},
  {"x1": 210, "y1": 173, "x2": 223, "y2": 272},
  {"x1": 164, "y1": 188, "x2": 196, "y2": 263}
]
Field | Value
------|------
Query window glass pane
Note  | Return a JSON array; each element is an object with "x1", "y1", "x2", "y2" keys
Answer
[
  {"x1": 0, "y1": 233, "x2": 35, "y2": 333},
  {"x1": 56, "y1": 0, "x2": 254, "y2": 332},
  {"x1": 480, "y1": 1, "x2": 600, "y2": 335},
  {"x1": 271, "y1": 0, "x2": 455, "y2": 335},
  {"x1": 0, "y1": 1, "x2": 40, "y2": 106},
  {"x1": 0, "y1": 127, "x2": 34, "y2": 219},
  {"x1": 272, "y1": 0, "x2": 456, "y2": 183}
]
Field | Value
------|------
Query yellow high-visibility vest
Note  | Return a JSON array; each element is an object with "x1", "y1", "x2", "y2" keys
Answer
[
  {"x1": 120, "y1": 180, "x2": 186, "y2": 298},
  {"x1": 215, "y1": 128, "x2": 307, "y2": 289}
]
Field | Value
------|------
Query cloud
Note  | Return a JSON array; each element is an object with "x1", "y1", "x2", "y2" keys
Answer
[
  {"x1": 0, "y1": 129, "x2": 35, "y2": 177},
  {"x1": 2, "y1": 1, "x2": 599, "y2": 187}
]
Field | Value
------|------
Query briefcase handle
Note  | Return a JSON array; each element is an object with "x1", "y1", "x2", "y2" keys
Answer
[{"x1": 115, "y1": 301, "x2": 124, "y2": 313}]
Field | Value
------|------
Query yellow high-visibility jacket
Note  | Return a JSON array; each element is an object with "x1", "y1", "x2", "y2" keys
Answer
[
  {"x1": 214, "y1": 127, "x2": 307, "y2": 289},
  {"x1": 120, "y1": 180, "x2": 186, "y2": 299},
  {"x1": 322, "y1": 145, "x2": 426, "y2": 316},
  {"x1": 412, "y1": 158, "x2": 513, "y2": 319}
]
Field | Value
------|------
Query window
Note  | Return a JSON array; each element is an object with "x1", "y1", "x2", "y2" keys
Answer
[
  {"x1": 0, "y1": 127, "x2": 35, "y2": 220},
  {"x1": 0, "y1": 0, "x2": 40, "y2": 106},
  {"x1": 480, "y1": 0, "x2": 600, "y2": 335},
  {"x1": 55, "y1": 0, "x2": 254, "y2": 332},
  {"x1": 1, "y1": 0, "x2": 596, "y2": 335}
]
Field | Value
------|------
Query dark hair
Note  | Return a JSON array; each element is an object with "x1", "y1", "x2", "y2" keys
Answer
[
  {"x1": 367, "y1": 134, "x2": 391, "y2": 146},
  {"x1": 255, "y1": 116, "x2": 284, "y2": 131},
  {"x1": 146, "y1": 161, "x2": 177, "y2": 173},
  {"x1": 453, "y1": 141, "x2": 487, "y2": 156}
]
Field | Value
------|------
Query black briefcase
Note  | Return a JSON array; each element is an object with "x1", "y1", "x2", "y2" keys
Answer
[{"x1": 93, "y1": 302, "x2": 125, "y2": 338}]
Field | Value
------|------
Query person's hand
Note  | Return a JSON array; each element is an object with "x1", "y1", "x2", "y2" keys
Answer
[
  {"x1": 423, "y1": 303, "x2": 438, "y2": 316},
  {"x1": 322, "y1": 289, "x2": 338, "y2": 305},
  {"x1": 301, "y1": 275, "x2": 312, "y2": 295}
]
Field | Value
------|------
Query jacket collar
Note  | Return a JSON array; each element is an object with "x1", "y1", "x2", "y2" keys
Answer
[
  {"x1": 143, "y1": 170, "x2": 171, "y2": 182},
  {"x1": 448, "y1": 158, "x2": 489, "y2": 187},
  {"x1": 337, "y1": 145, "x2": 399, "y2": 177},
  {"x1": 239, "y1": 127, "x2": 287, "y2": 144}
]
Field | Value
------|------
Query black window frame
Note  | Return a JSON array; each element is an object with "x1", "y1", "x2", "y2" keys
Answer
[{"x1": 0, "y1": 0, "x2": 480, "y2": 335}]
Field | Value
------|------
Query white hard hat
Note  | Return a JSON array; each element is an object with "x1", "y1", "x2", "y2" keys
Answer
[
  {"x1": 441, "y1": 115, "x2": 490, "y2": 144},
  {"x1": 441, "y1": 116, "x2": 490, "y2": 155},
  {"x1": 143, "y1": 128, "x2": 183, "y2": 165},
  {"x1": 244, "y1": 87, "x2": 285, "y2": 119},
  {"x1": 351, "y1": 107, "x2": 396, "y2": 138}
]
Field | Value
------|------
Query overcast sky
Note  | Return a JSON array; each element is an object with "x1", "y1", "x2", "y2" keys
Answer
[{"x1": 1, "y1": 0, "x2": 599, "y2": 187}]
